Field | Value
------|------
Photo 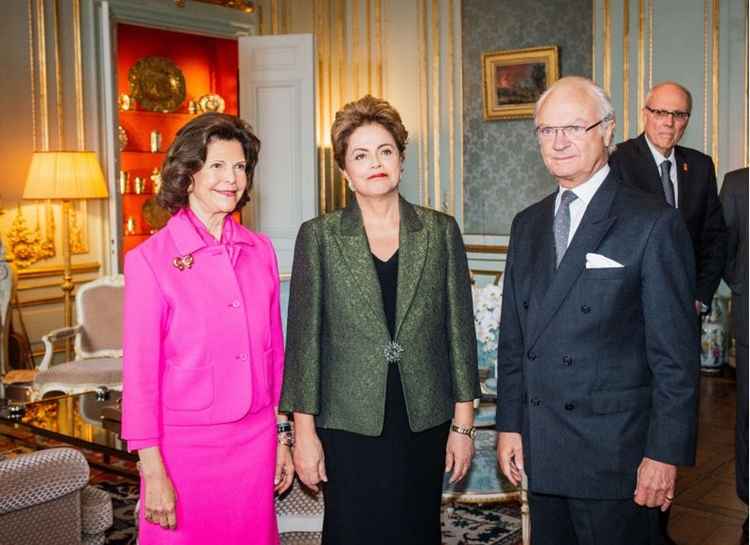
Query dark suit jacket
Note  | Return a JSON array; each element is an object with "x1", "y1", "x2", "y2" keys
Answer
[
  {"x1": 496, "y1": 172, "x2": 700, "y2": 499},
  {"x1": 280, "y1": 197, "x2": 480, "y2": 435},
  {"x1": 609, "y1": 133, "x2": 727, "y2": 306},
  {"x1": 721, "y1": 167, "x2": 749, "y2": 347}
]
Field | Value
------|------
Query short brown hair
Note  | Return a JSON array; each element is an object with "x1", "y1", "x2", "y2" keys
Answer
[
  {"x1": 331, "y1": 95, "x2": 408, "y2": 170},
  {"x1": 157, "y1": 113, "x2": 261, "y2": 214}
]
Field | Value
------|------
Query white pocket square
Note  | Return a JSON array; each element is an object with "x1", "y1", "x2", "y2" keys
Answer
[{"x1": 585, "y1": 253, "x2": 624, "y2": 269}]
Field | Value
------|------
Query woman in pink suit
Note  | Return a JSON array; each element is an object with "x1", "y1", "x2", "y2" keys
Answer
[{"x1": 122, "y1": 113, "x2": 294, "y2": 545}]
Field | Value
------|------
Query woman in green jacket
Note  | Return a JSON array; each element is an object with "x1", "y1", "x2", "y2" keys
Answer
[{"x1": 280, "y1": 95, "x2": 480, "y2": 545}]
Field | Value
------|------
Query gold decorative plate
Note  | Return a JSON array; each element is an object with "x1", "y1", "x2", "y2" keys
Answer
[
  {"x1": 128, "y1": 56, "x2": 186, "y2": 112},
  {"x1": 198, "y1": 94, "x2": 226, "y2": 113}
]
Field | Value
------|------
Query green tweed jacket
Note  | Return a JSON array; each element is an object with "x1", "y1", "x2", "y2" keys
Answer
[{"x1": 279, "y1": 196, "x2": 480, "y2": 436}]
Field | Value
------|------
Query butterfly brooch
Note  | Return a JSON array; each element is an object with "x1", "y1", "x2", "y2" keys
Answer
[{"x1": 172, "y1": 254, "x2": 194, "y2": 271}]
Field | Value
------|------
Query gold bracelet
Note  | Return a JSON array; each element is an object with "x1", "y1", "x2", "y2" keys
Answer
[{"x1": 278, "y1": 431, "x2": 294, "y2": 447}]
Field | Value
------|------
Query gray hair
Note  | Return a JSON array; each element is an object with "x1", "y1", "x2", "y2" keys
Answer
[
  {"x1": 534, "y1": 76, "x2": 617, "y2": 154},
  {"x1": 645, "y1": 81, "x2": 693, "y2": 113}
]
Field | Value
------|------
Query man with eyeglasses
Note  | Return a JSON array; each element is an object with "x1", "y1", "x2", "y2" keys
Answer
[
  {"x1": 496, "y1": 76, "x2": 699, "y2": 545},
  {"x1": 610, "y1": 82, "x2": 727, "y2": 320},
  {"x1": 610, "y1": 82, "x2": 727, "y2": 545}
]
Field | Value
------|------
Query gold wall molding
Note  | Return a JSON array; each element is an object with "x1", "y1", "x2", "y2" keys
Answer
[
  {"x1": 52, "y1": 0, "x2": 63, "y2": 148},
  {"x1": 73, "y1": 0, "x2": 84, "y2": 150},
  {"x1": 447, "y1": 0, "x2": 455, "y2": 216},
  {"x1": 637, "y1": 0, "x2": 644, "y2": 133},
  {"x1": 431, "y1": 0, "x2": 441, "y2": 211},
  {"x1": 465, "y1": 244, "x2": 509, "y2": 254},
  {"x1": 271, "y1": 0, "x2": 279, "y2": 34},
  {"x1": 622, "y1": 0, "x2": 630, "y2": 139},
  {"x1": 375, "y1": 0, "x2": 383, "y2": 97},
  {"x1": 745, "y1": 5, "x2": 748, "y2": 166},
  {"x1": 418, "y1": 0, "x2": 429, "y2": 207},
  {"x1": 27, "y1": 0, "x2": 37, "y2": 151},
  {"x1": 309, "y1": 0, "x2": 385, "y2": 213},
  {"x1": 704, "y1": 0, "x2": 710, "y2": 152},
  {"x1": 648, "y1": 0, "x2": 653, "y2": 90},
  {"x1": 17, "y1": 278, "x2": 90, "y2": 292},
  {"x1": 603, "y1": 0, "x2": 611, "y2": 95},
  {"x1": 35, "y1": 0, "x2": 49, "y2": 151},
  {"x1": 352, "y1": 0, "x2": 360, "y2": 98},
  {"x1": 18, "y1": 261, "x2": 100, "y2": 280},
  {"x1": 592, "y1": 0, "x2": 597, "y2": 82},
  {"x1": 335, "y1": 0, "x2": 345, "y2": 208},
  {"x1": 711, "y1": 0, "x2": 719, "y2": 170},
  {"x1": 18, "y1": 296, "x2": 65, "y2": 309}
]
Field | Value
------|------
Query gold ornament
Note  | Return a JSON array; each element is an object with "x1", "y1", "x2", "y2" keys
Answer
[
  {"x1": 5, "y1": 205, "x2": 55, "y2": 269},
  {"x1": 150, "y1": 168, "x2": 162, "y2": 194}
]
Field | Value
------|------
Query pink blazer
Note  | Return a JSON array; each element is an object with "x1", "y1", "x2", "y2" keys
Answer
[{"x1": 122, "y1": 209, "x2": 285, "y2": 450}]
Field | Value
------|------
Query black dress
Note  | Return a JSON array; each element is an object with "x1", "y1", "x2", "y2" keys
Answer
[{"x1": 317, "y1": 250, "x2": 451, "y2": 545}]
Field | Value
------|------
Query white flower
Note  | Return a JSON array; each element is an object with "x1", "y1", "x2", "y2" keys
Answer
[{"x1": 472, "y1": 284, "x2": 502, "y2": 351}]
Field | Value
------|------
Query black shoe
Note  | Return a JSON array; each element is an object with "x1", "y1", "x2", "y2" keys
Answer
[
  {"x1": 741, "y1": 517, "x2": 748, "y2": 544},
  {"x1": 663, "y1": 536, "x2": 678, "y2": 545}
]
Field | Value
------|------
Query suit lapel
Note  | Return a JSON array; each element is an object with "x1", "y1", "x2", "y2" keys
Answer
[
  {"x1": 395, "y1": 197, "x2": 428, "y2": 340},
  {"x1": 525, "y1": 194, "x2": 556, "y2": 334},
  {"x1": 527, "y1": 173, "x2": 619, "y2": 348},
  {"x1": 635, "y1": 134, "x2": 661, "y2": 193},
  {"x1": 334, "y1": 199, "x2": 390, "y2": 338}
]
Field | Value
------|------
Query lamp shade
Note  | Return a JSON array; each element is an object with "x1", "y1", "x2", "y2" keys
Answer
[{"x1": 23, "y1": 151, "x2": 109, "y2": 200}]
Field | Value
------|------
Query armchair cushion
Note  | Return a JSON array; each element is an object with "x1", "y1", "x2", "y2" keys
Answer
[
  {"x1": 34, "y1": 358, "x2": 122, "y2": 395},
  {"x1": 0, "y1": 448, "x2": 88, "y2": 514},
  {"x1": 276, "y1": 479, "x2": 324, "y2": 534},
  {"x1": 80, "y1": 486, "x2": 113, "y2": 536}
]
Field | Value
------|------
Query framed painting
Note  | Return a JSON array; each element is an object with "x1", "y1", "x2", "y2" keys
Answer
[{"x1": 482, "y1": 45, "x2": 559, "y2": 120}]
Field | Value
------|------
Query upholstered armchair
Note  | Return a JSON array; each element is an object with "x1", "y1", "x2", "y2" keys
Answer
[
  {"x1": 34, "y1": 275, "x2": 124, "y2": 400},
  {"x1": 0, "y1": 447, "x2": 113, "y2": 545},
  {"x1": 276, "y1": 479, "x2": 324, "y2": 545},
  {"x1": 0, "y1": 241, "x2": 14, "y2": 399}
]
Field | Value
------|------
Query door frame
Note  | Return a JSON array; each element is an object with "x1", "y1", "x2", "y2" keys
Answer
[{"x1": 87, "y1": 0, "x2": 257, "y2": 273}]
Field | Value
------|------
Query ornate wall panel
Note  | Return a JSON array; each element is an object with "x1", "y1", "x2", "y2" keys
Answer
[
  {"x1": 461, "y1": 0, "x2": 593, "y2": 235},
  {"x1": 593, "y1": 0, "x2": 748, "y2": 179},
  {"x1": 262, "y1": 0, "x2": 463, "y2": 221},
  {"x1": 0, "y1": 0, "x2": 257, "y2": 352}
]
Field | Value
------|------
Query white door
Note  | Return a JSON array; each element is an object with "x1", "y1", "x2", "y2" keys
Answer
[{"x1": 238, "y1": 34, "x2": 316, "y2": 275}]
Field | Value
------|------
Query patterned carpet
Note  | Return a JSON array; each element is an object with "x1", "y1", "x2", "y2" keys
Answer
[{"x1": 0, "y1": 430, "x2": 521, "y2": 545}]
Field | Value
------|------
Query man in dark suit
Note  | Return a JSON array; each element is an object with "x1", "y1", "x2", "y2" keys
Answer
[
  {"x1": 609, "y1": 81, "x2": 727, "y2": 544},
  {"x1": 720, "y1": 167, "x2": 749, "y2": 541},
  {"x1": 609, "y1": 82, "x2": 727, "y2": 315},
  {"x1": 496, "y1": 76, "x2": 700, "y2": 545}
]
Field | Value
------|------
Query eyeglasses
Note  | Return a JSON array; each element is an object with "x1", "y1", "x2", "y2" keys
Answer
[
  {"x1": 645, "y1": 106, "x2": 690, "y2": 121},
  {"x1": 534, "y1": 117, "x2": 610, "y2": 140}
]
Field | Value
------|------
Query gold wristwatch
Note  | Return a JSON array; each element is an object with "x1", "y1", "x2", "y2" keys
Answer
[{"x1": 450, "y1": 422, "x2": 476, "y2": 439}]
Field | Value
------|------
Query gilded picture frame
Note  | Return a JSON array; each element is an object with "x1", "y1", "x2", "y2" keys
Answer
[{"x1": 482, "y1": 45, "x2": 559, "y2": 121}]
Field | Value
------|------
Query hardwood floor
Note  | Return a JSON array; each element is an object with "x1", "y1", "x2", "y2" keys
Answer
[{"x1": 669, "y1": 373, "x2": 748, "y2": 545}]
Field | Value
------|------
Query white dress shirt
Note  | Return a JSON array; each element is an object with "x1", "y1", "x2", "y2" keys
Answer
[
  {"x1": 554, "y1": 164, "x2": 610, "y2": 245},
  {"x1": 644, "y1": 134, "x2": 679, "y2": 207}
]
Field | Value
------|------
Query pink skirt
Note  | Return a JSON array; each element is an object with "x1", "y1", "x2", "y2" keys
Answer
[{"x1": 137, "y1": 405, "x2": 279, "y2": 545}]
